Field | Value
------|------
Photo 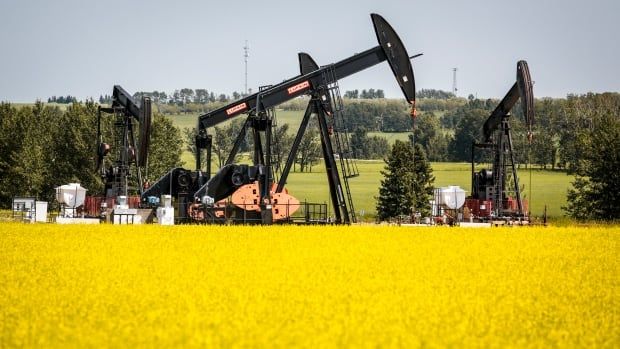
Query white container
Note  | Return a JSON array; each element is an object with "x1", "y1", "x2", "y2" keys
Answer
[
  {"x1": 55, "y1": 183, "x2": 87, "y2": 208},
  {"x1": 436, "y1": 186, "x2": 466, "y2": 210},
  {"x1": 156, "y1": 207, "x2": 175, "y2": 225},
  {"x1": 35, "y1": 201, "x2": 48, "y2": 222},
  {"x1": 115, "y1": 195, "x2": 129, "y2": 210},
  {"x1": 113, "y1": 208, "x2": 139, "y2": 224},
  {"x1": 161, "y1": 195, "x2": 172, "y2": 208}
]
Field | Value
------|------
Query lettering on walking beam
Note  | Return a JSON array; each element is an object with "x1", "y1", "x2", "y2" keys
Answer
[
  {"x1": 287, "y1": 81, "x2": 311, "y2": 95},
  {"x1": 226, "y1": 103, "x2": 248, "y2": 116}
]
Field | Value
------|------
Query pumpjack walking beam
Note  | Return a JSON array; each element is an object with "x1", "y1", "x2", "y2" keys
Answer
[
  {"x1": 195, "y1": 14, "x2": 416, "y2": 140},
  {"x1": 191, "y1": 14, "x2": 417, "y2": 223},
  {"x1": 482, "y1": 62, "x2": 534, "y2": 143}
]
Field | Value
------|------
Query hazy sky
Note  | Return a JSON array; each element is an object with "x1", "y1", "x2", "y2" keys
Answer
[{"x1": 1, "y1": 0, "x2": 618, "y2": 102}]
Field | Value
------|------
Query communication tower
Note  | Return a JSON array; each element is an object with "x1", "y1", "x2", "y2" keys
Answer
[
  {"x1": 244, "y1": 40, "x2": 249, "y2": 95},
  {"x1": 452, "y1": 67, "x2": 458, "y2": 96}
]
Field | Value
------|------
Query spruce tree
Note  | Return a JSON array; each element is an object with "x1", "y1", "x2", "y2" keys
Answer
[
  {"x1": 411, "y1": 143, "x2": 435, "y2": 218},
  {"x1": 376, "y1": 140, "x2": 434, "y2": 221}
]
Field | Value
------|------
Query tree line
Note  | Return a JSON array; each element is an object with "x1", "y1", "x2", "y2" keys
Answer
[
  {"x1": 7, "y1": 89, "x2": 618, "y2": 220},
  {"x1": 98, "y1": 89, "x2": 249, "y2": 107},
  {"x1": 47, "y1": 95, "x2": 78, "y2": 104},
  {"x1": 343, "y1": 89, "x2": 385, "y2": 99},
  {"x1": 0, "y1": 102, "x2": 183, "y2": 209},
  {"x1": 39, "y1": 87, "x2": 620, "y2": 176}
]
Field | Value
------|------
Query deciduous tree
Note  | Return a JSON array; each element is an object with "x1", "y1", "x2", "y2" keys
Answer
[
  {"x1": 447, "y1": 107, "x2": 488, "y2": 161},
  {"x1": 146, "y1": 114, "x2": 183, "y2": 183},
  {"x1": 563, "y1": 93, "x2": 620, "y2": 220}
]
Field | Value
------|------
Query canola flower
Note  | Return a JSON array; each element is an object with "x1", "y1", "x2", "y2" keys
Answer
[{"x1": 0, "y1": 223, "x2": 618, "y2": 347}]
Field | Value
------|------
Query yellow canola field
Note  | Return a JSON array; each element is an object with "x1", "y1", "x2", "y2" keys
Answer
[{"x1": 0, "y1": 223, "x2": 618, "y2": 348}]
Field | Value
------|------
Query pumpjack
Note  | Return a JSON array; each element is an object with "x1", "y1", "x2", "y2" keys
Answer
[
  {"x1": 142, "y1": 13, "x2": 417, "y2": 224},
  {"x1": 97, "y1": 85, "x2": 152, "y2": 200},
  {"x1": 467, "y1": 61, "x2": 534, "y2": 221}
]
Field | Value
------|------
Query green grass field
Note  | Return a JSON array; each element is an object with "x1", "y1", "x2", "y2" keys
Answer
[
  {"x1": 165, "y1": 112, "x2": 200, "y2": 130},
  {"x1": 283, "y1": 161, "x2": 571, "y2": 219},
  {"x1": 367, "y1": 131, "x2": 411, "y2": 144},
  {"x1": 177, "y1": 156, "x2": 572, "y2": 219}
]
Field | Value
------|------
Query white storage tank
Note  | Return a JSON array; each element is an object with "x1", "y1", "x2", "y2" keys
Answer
[
  {"x1": 55, "y1": 183, "x2": 87, "y2": 208},
  {"x1": 436, "y1": 186, "x2": 466, "y2": 210},
  {"x1": 115, "y1": 195, "x2": 129, "y2": 209}
]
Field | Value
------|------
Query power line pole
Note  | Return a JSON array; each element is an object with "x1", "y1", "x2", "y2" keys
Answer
[
  {"x1": 452, "y1": 67, "x2": 458, "y2": 96},
  {"x1": 244, "y1": 40, "x2": 249, "y2": 95}
]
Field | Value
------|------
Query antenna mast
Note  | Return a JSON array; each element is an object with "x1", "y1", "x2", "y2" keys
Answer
[
  {"x1": 452, "y1": 67, "x2": 458, "y2": 96},
  {"x1": 244, "y1": 40, "x2": 249, "y2": 95}
]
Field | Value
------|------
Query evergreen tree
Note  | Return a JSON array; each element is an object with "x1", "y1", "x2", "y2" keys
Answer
[
  {"x1": 409, "y1": 142, "x2": 435, "y2": 217},
  {"x1": 376, "y1": 141, "x2": 413, "y2": 220},
  {"x1": 376, "y1": 140, "x2": 434, "y2": 221}
]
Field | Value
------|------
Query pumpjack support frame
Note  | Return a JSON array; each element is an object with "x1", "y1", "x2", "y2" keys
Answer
[
  {"x1": 144, "y1": 13, "x2": 417, "y2": 224},
  {"x1": 97, "y1": 85, "x2": 152, "y2": 199},
  {"x1": 471, "y1": 61, "x2": 534, "y2": 219}
]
